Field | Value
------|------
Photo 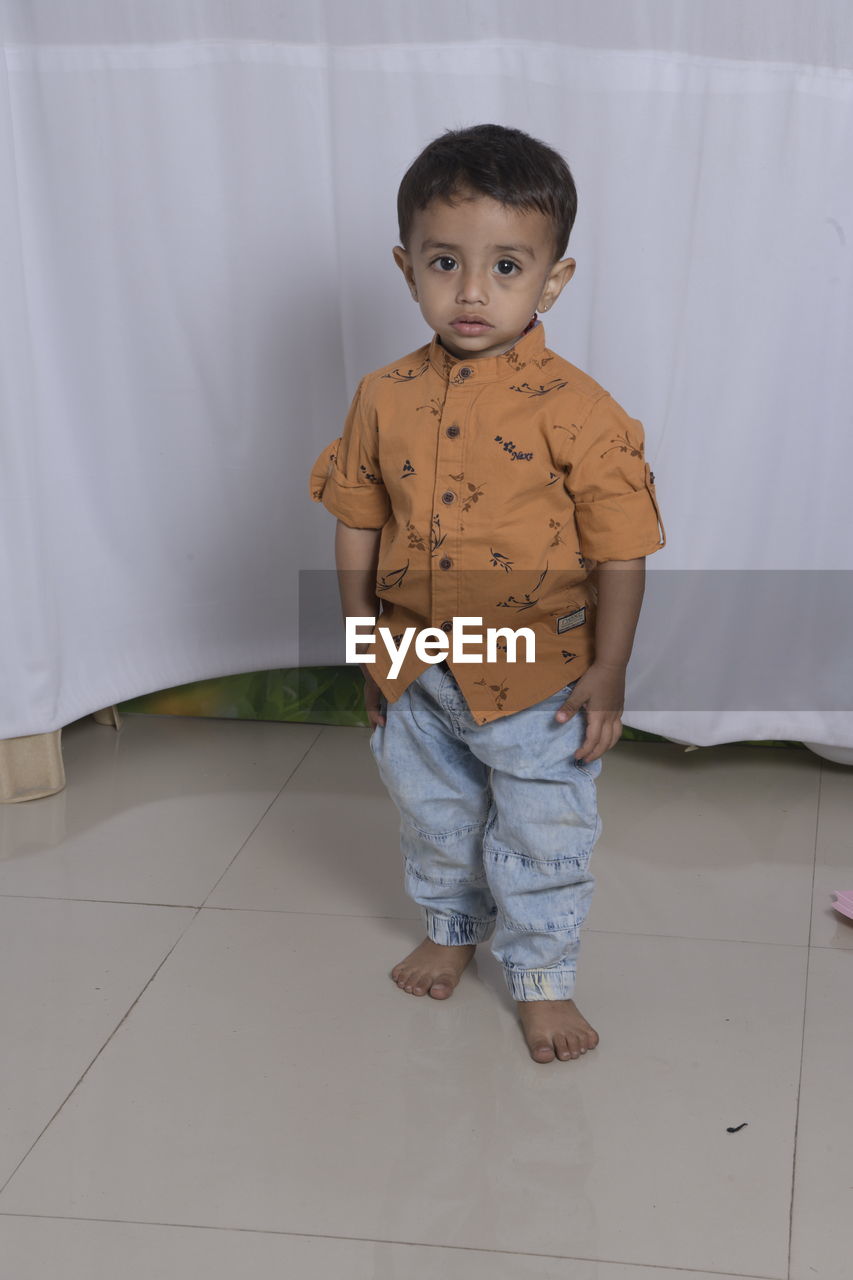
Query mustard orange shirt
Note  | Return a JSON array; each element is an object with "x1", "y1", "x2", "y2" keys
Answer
[{"x1": 309, "y1": 321, "x2": 664, "y2": 724}]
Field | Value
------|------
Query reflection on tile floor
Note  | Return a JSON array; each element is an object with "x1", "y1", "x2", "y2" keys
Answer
[{"x1": 0, "y1": 715, "x2": 850, "y2": 1279}]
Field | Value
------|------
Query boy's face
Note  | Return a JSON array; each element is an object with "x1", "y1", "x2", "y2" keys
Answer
[{"x1": 393, "y1": 192, "x2": 575, "y2": 361}]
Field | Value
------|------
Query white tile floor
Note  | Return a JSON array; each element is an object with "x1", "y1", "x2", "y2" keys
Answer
[{"x1": 0, "y1": 715, "x2": 851, "y2": 1279}]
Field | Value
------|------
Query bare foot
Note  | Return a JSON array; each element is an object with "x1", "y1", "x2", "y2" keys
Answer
[
  {"x1": 517, "y1": 999, "x2": 599, "y2": 1063},
  {"x1": 390, "y1": 938, "x2": 476, "y2": 999}
]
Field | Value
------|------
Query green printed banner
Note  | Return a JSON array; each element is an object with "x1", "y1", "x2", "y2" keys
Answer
[{"x1": 120, "y1": 667, "x2": 368, "y2": 727}]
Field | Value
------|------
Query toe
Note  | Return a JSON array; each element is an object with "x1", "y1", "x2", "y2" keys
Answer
[
  {"x1": 531, "y1": 1041, "x2": 556, "y2": 1063},
  {"x1": 428, "y1": 972, "x2": 455, "y2": 999},
  {"x1": 555, "y1": 1035, "x2": 573, "y2": 1061}
]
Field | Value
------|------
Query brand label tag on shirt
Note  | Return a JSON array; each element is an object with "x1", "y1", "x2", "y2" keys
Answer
[{"x1": 556, "y1": 607, "x2": 586, "y2": 634}]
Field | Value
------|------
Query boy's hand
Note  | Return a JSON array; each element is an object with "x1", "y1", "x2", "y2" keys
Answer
[
  {"x1": 555, "y1": 663, "x2": 625, "y2": 763},
  {"x1": 361, "y1": 666, "x2": 387, "y2": 728}
]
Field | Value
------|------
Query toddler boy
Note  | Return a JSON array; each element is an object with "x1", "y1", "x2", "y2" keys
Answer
[{"x1": 309, "y1": 124, "x2": 664, "y2": 1064}]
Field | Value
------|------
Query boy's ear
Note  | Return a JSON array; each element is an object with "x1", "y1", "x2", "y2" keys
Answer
[
  {"x1": 393, "y1": 245, "x2": 418, "y2": 301},
  {"x1": 539, "y1": 257, "x2": 576, "y2": 312}
]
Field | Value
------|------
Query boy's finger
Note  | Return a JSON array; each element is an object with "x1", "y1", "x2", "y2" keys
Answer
[
  {"x1": 364, "y1": 685, "x2": 386, "y2": 728},
  {"x1": 580, "y1": 730, "x2": 612, "y2": 762},
  {"x1": 555, "y1": 696, "x2": 582, "y2": 723},
  {"x1": 578, "y1": 718, "x2": 621, "y2": 763},
  {"x1": 575, "y1": 710, "x2": 607, "y2": 760},
  {"x1": 574, "y1": 717, "x2": 600, "y2": 760},
  {"x1": 366, "y1": 700, "x2": 386, "y2": 726}
]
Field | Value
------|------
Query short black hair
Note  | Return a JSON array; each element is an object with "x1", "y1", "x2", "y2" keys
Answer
[{"x1": 397, "y1": 124, "x2": 577, "y2": 260}]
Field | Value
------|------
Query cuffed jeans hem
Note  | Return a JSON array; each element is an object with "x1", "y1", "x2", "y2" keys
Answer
[
  {"x1": 424, "y1": 908, "x2": 495, "y2": 947},
  {"x1": 504, "y1": 965, "x2": 577, "y2": 1002}
]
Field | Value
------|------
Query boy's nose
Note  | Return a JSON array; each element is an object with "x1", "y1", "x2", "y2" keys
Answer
[{"x1": 456, "y1": 272, "x2": 488, "y2": 305}]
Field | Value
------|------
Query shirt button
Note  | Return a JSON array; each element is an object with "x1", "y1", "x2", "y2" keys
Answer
[
  {"x1": 440, "y1": 490, "x2": 456, "y2": 505},
  {"x1": 441, "y1": 620, "x2": 453, "y2": 633},
  {"x1": 446, "y1": 424, "x2": 460, "y2": 438},
  {"x1": 458, "y1": 366, "x2": 473, "y2": 379},
  {"x1": 439, "y1": 557, "x2": 452, "y2": 570}
]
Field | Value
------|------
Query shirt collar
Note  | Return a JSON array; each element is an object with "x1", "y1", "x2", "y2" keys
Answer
[{"x1": 428, "y1": 319, "x2": 547, "y2": 386}]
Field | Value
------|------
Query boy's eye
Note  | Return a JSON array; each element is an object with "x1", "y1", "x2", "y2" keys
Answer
[
  {"x1": 495, "y1": 259, "x2": 520, "y2": 276},
  {"x1": 433, "y1": 256, "x2": 457, "y2": 272}
]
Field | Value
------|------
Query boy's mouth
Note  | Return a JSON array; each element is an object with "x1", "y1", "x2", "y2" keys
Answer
[{"x1": 450, "y1": 316, "x2": 493, "y2": 335}]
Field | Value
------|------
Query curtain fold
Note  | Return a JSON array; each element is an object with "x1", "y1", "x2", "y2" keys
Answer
[{"x1": 2, "y1": 1, "x2": 851, "y2": 749}]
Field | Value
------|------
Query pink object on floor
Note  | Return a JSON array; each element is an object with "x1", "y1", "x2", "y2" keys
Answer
[{"x1": 832, "y1": 892, "x2": 853, "y2": 920}]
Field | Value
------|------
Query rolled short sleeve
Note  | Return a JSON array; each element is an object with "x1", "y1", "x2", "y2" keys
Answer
[
  {"x1": 561, "y1": 393, "x2": 665, "y2": 562},
  {"x1": 308, "y1": 378, "x2": 390, "y2": 529}
]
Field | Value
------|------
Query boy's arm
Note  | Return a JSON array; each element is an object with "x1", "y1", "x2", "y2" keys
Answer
[
  {"x1": 555, "y1": 557, "x2": 646, "y2": 763},
  {"x1": 334, "y1": 520, "x2": 381, "y2": 616},
  {"x1": 334, "y1": 520, "x2": 387, "y2": 727}
]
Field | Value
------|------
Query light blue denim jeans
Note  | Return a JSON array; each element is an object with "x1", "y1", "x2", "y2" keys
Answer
[{"x1": 369, "y1": 660, "x2": 602, "y2": 1001}]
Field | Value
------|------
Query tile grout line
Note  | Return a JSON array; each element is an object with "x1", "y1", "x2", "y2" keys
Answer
[
  {"x1": 0, "y1": 1211, "x2": 782, "y2": 1278},
  {"x1": 0, "y1": 729, "x2": 327, "y2": 1202},
  {"x1": 0, "y1": 721, "x2": 327, "y2": 917},
  {"x1": 0, "y1": 892, "x2": 832, "y2": 951},
  {"x1": 0, "y1": 894, "x2": 201, "y2": 908},
  {"x1": 0, "y1": 906, "x2": 205, "y2": 1201},
  {"x1": 786, "y1": 759, "x2": 823, "y2": 1279},
  {"x1": 196, "y1": 725, "x2": 327, "y2": 910}
]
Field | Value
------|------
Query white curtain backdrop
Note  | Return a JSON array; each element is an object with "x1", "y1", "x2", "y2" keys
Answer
[{"x1": 2, "y1": 0, "x2": 852, "y2": 748}]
